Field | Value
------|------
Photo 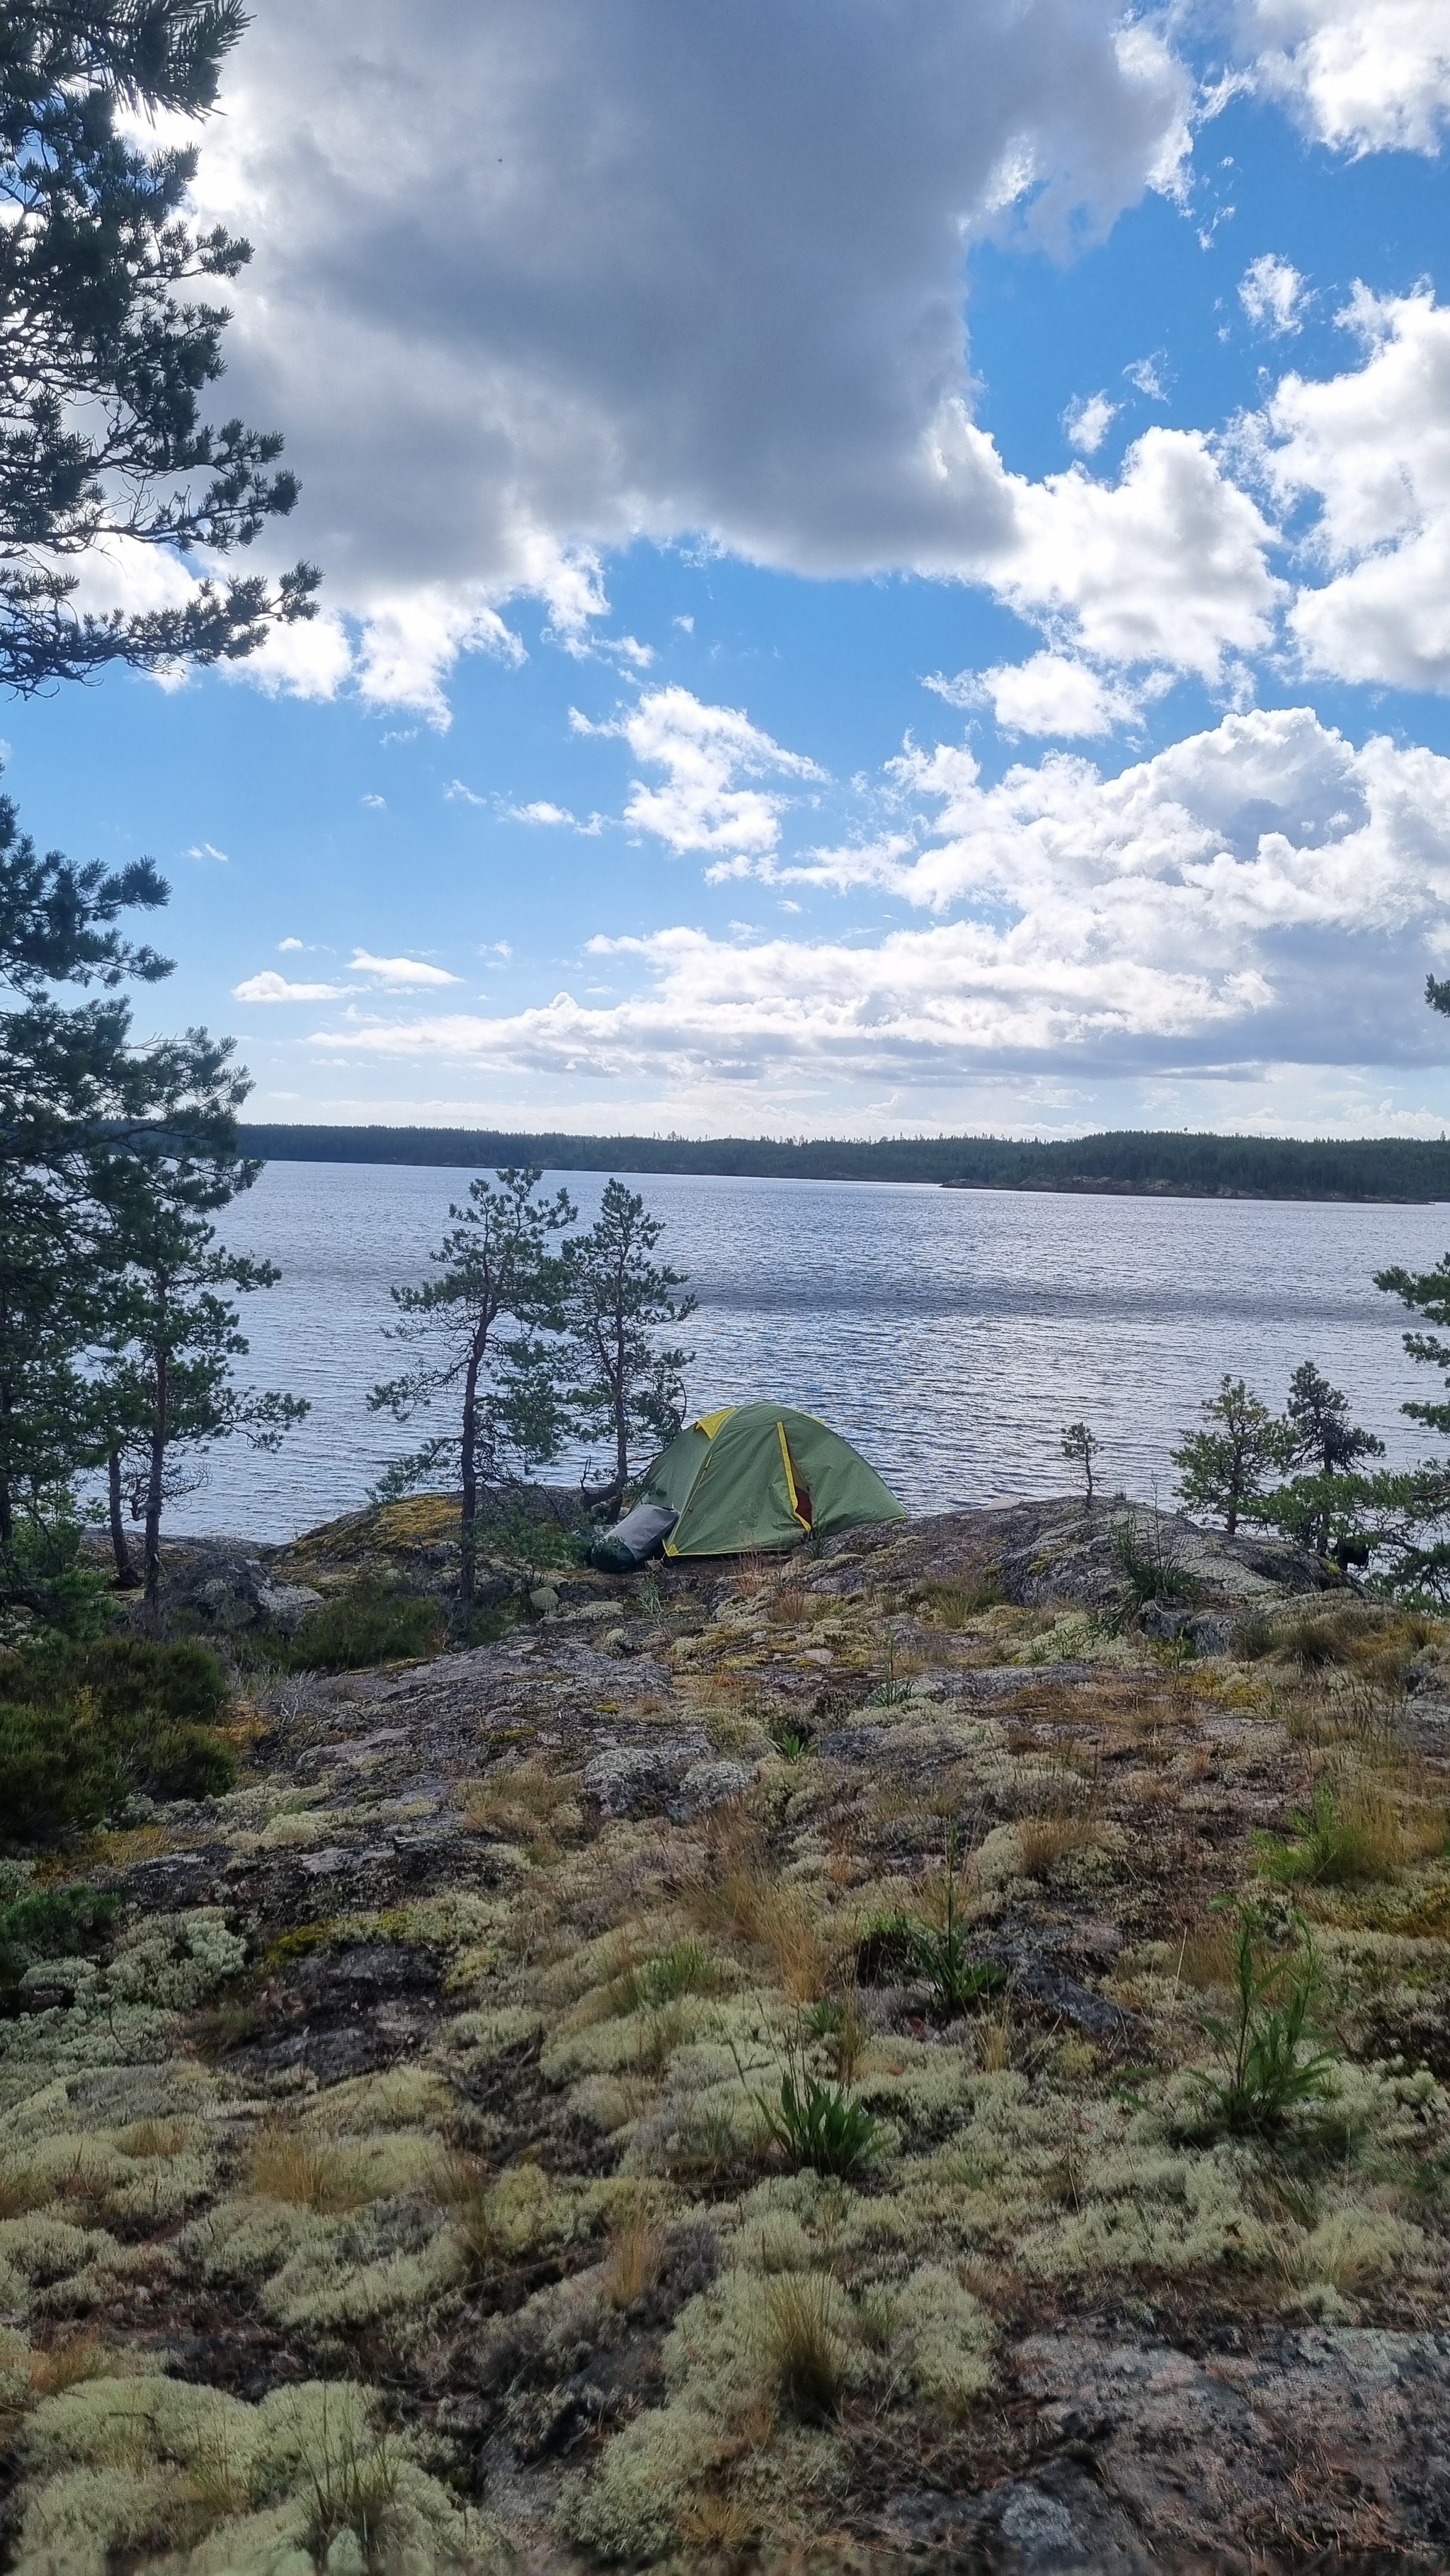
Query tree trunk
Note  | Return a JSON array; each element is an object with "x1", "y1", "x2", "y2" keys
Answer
[
  {"x1": 142, "y1": 1347, "x2": 168, "y2": 1634},
  {"x1": 459, "y1": 1340, "x2": 482, "y2": 1611},
  {"x1": 108, "y1": 1446, "x2": 138, "y2": 1587},
  {"x1": 0, "y1": 1369, "x2": 12, "y2": 1554},
  {"x1": 611, "y1": 1313, "x2": 628, "y2": 1503}
]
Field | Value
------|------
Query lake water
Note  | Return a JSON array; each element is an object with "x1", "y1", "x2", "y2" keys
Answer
[{"x1": 162, "y1": 1160, "x2": 1450, "y2": 1540}]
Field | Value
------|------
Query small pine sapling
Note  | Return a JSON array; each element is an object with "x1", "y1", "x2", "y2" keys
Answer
[{"x1": 1061, "y1": 1420, "x2": 1099, "y2": 1503}]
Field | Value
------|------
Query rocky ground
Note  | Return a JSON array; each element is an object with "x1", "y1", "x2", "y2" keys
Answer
[{"x1": 6, "y1": 1495, "x2": 1450, "y2": 2573}]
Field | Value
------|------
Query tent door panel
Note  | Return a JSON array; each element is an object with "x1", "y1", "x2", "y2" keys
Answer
[{"x1": 777, "y1": 1423, "x2": 814, "y2": 1531}]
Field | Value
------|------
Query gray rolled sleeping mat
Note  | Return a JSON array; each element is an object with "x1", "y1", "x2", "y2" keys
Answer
[{"x1": 590, "y1": 1501, "x2": 678, "y2": 1571}]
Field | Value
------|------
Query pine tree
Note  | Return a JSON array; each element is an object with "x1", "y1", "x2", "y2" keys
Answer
[
  {"x1": 0, "y1": 0, "x2": 316, "y2": 692},
  {"x1": 368, "y1": 1168, "x2": 576, "y2": 1610},
  {"x1": 559, "y1": 1182, "x2": 695, "y2": 1505},
  {"x1": 1172, "y1": 1376, "x2": 1290, "y2": 1536},
  {"x1": 0, "y1": 777, "x2": 304, "y2": 1619},
  {"x1": 95, "y1": 1141, "x2": 307, "y2": 1625},
  {"x1": 1060, "y1": 1421, "x2": 1098, "y2": 1503}
]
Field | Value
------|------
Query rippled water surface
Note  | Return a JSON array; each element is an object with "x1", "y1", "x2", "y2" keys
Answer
[{"x1": 166, "y1": 1161, "x2": 1450, "y2": 1538}]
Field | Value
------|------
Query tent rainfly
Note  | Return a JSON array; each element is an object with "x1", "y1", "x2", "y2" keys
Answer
[{"x1": 593, "y1": 1404, "x2": 906, "y2": 1568}]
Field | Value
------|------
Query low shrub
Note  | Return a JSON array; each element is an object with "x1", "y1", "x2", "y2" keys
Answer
[
  {"x1": 0, "y1": 1885, "x2": 118, "y2": 2007},
  {"x1": 280, "y1": 1581, "x2": 447, "y2": 1673},
  {"x1": 1255, "y1": 1779, "x2": 1409, "y2": 1887},
  {"x1": 912, "y1": 1574, "x2": 1005, "y2": 1626},
  {"x1": 888, "y1": 1833, "x2": 1008, "y2": 2019},
  {"x1": 1111, "y1": 1511, "x2": 1197, "y2": 1613},
  {"x1": 1191, "y1": 1905, "x2": 1337, "y2": 2135},
  {"x1": 752, "y1": 2058, "x2": 881, "y2": 2178},
  {"x1": 0, "y1": 1636, "x2": 235, "y2": 1845}
]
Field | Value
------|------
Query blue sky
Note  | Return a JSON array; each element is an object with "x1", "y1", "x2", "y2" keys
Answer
[{"x1": 8, "y1": 0, "x2": 1450, "y2": 1139}]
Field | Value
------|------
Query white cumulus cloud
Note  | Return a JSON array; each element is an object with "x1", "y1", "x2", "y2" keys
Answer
[
  {"x1": 172, "y1": 0, "x2": 1192, "y2": 702},
  {"x1": 1253, "y1": 288, "x2": 1450, "y2": 692},
  {"x1": 927, "y1": 651, "x2": 1144, "y2": 737},
  {"x1": 233, "y1": 969, "x2": 352, "y2": 1003},
  {"x1": 1239, "y1": 252, "x2": 1308, "y2": 334},
  {"x1": 996, "y1": 429, "x2": 1283, "y2": 680},
  {"x1": 1064, "y1": 392, "x2": 1119, "y2": 454},
  {"x1": 586, "y1": 686, "x2": 826, "y2": 870},
  {"x1": 348, "y1": 950, "x2": 463, "y2": 988},
  {"x1": 299, "y1": 708, "x2": 1450, "y2": 1094},
  {"x1": 1240, "y1": 0, "x2": 1450, "y2": 153}
]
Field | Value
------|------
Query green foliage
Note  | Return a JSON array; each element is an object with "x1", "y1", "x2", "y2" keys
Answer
[
  {"x1": 1253, "y1": 1779, "x2": 1401, "y2": 1887},
  {"x1": 1110, "y1": 1508, "x2": 1196, "y2": 1611},
  {"x1": 1061, "y1": 1420, "x2": 1099, "y2": 1502},
  {"x1": 752, "y1": 2054, "x2": 881, "y2": 2177},
  {"x1": 0, "y1": 1634, "x2": 234, "y2": 1843},
  {"x1": 58, "y1": 1634, "x2": 232, "y2": 1727},
  {"x1": 1172, "y1": 1376, "x2": 1292, "y2": 1535},
  {"x1": 481, "y1": 1500, "x2": 578, "y2": 1585},
  {"x1": 1192, "y1": 1907, "x2": 1337, "y2": 2135},
  {"x1": 236, "y1": 1122, "x2": 1450, "y2": 1202},
  {"x1": 891, "y1": 1832, "x2": 1007, "y2": 2019},
  {"x1": 0, "y1": 781, "x2": 304, "y2": 1621},
  {"x1": 279, "y1": 1581, "x2": 446, "y2": 1674},
  {"x1": 602, "y1": 1940, "x2": 724, "y2": 2017},
  {"x1": 368, "y1": 1165, "x2": 576, "y2": 1607},
  {"x1": 0, "y1": 0, "x2": 315, "y2": 695},
  {"x1": 0, "y1": 1882, "x2": 118, "y2": 2003},
  {"x1": 765, "y1": 1708, "x2": 813, "y2": 1761},
  {"x1": 559, "y1": 1179, "x2": 696, "y2": 1496}
]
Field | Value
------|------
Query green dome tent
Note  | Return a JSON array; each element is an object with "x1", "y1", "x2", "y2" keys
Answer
[{"x1": 639, "y1": 1403, "x2": 906, "y2": 1559}]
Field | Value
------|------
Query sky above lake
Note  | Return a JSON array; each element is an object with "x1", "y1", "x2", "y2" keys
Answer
[{"x1": 8, "y1": 0, "x2": 1450, "y2": 1141}]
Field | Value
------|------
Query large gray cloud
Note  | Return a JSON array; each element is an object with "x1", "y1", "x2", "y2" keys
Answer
[{"x1": 193, "y1": 0, "x2": 1189, "y2": 629}]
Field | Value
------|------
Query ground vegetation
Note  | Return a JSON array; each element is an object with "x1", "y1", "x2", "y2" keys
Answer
[{"x1": 4, "y1": 1493, "x2": 1450, "y2": 2568}]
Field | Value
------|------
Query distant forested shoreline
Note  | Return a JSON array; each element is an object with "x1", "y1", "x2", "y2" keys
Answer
[{"x1": 236, "y1": 1125, "x2": 1450, "y2": 1202}]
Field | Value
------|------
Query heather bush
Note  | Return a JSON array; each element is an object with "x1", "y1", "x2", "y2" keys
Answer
[
  {"x1": 0, "y1": 1637, "x2": 234, "y2": 1844},
  {"x1": 277, "y1": 1580, "x2": 446, "y2": 1672}
]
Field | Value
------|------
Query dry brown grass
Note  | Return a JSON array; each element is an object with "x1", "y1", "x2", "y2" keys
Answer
[
  {"x1": 0, "y1": 2164, "x2": 51, "y2": 2219},
  {"x1": 28, "y1": 2331, "x2": 108, "y2": 2396},
  {"x1": 769, "y1": 1585, "x2": 811, "y2": 1626},
  {"x1": 463, "y1": 1759, "x2": 579, "y2": 1843},
  {"x1": 115, "y1": 2119, "x2": 188, "y2": 2160},
  {"x1": 762, "y1": 2272, "x2": 849, "y2": 2422},
  {"x1": 430, "y1": 2151, "x2": 497, "y2": 2272},
  {"x1": 913, "y1": 1573, "x2": 1005, "y2": 1627},
  {"x1": 1168, "y1": 1914, "x2": 1240, "y2": 1991},
  {"x1": 249, "y1": 2133, "x2": 380, "y2": 2214},
  {"x1": 600, "y1": 2214, "x2": 667, "y2": 2308},
  {"x1": 687, "y1": 1862, "x2": 831, "y2": 2000},
  {"x1": 828, "y1": 1990, "x2": 869, "y2": 2085},
  {"x1": 1017, "y1": 1807, "x2": 1104, "y2": 1875},
  {"x1": 976, "y1": 2000, "x2": 1013, "y2": 2070}
]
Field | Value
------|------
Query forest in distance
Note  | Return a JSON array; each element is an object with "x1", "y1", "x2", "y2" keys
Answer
[{"x1": 238, "y1": 1124, "x2": 1450, "y2": 1202}]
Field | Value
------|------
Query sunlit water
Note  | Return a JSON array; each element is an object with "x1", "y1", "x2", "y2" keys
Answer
[{"x1": 155, "y1": 1161, "x2": 1450, "y2": 1540}]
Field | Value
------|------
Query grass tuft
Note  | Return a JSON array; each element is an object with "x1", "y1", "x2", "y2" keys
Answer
[
  {"x1": 249, "y1": 2133, "x2": 382, "y2": 2215},
  {"x1": 763, "y1": 2272, "x2": 848, "y2": 2422}
]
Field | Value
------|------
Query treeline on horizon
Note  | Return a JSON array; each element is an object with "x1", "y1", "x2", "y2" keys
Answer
[{"x1": 236, "y1": 1124, "x2": 1450, "y2": 1202}]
